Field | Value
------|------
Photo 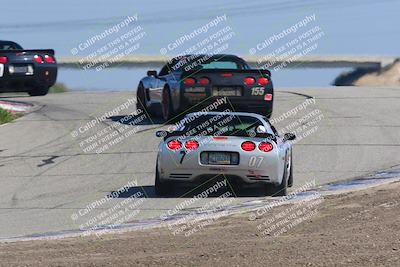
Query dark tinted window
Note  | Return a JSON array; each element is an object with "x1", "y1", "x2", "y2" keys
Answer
[
  {"x1": 172, "y1": 55, "x2": 247, "y2": 72},
  {"x1": 178, "y1": 114, "x2": 264, "y2": 137},
  {"x1": 0, "y1": 41, "x2": 22, "y2": 50},
  {"x1": 159, "y1": 64, "x2": 170, "y2": 76}
]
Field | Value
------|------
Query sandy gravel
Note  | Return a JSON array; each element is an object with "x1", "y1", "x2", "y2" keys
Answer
[
  {"x1": 1, "y1": 181, "x2": 399, "y2": 267},
  {"x1": 335, "y1": 60, "x2": 400, "y2": 87},
  {"x1": 355, "y1": 62, "x2": 400, "y2": 87}
]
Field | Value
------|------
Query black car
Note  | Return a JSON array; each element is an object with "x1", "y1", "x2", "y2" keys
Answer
[
  {"x1": 0, "y1": 40, "x2": 57, "y2": 96},
  {"x1": 136, "y1": 54, "x2": 273, "y2": 121}
]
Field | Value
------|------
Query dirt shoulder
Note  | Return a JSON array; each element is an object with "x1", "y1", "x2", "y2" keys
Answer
[
  {"x1": 1, "y1": 182, "x2": 400, "y2": 267},
  {"x1": 334, "y1": 60, "x2": 400, "y2": 86}
]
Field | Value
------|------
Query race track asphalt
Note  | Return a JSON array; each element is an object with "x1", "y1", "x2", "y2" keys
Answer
[{"x1": 0, "y1": 86, "x2": 399, "y2": 239}]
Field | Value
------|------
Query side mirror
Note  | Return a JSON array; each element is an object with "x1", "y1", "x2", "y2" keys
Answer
[
  {"x1": 155, "y1": 130, "x2": 167, "y2": 138},
  {"x1": 147, "y1": 70, "x2": 157, "y2": 77},
  {"x1": 283, "y1": 133, "x2": 296, "y2": 142}
]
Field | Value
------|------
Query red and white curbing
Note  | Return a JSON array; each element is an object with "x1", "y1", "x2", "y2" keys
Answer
[{"x1": 0, "y1": 100, "x2": 33, "y2": 113}]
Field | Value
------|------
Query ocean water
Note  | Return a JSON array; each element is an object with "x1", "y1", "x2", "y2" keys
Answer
[
  {"x1": 1, "y1": 0, "x2": 399, "y2": 90},
  {"x1": 58, "y1": 67, "x2": 352, "y2": 91}
]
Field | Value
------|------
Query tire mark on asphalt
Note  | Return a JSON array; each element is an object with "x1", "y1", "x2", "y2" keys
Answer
[
  {"x1": 37, "y1": 156, "x2": 60, "y2": 167},
  {"x1": 279, "y1": 91, "x2": 314, "y2": 99}
]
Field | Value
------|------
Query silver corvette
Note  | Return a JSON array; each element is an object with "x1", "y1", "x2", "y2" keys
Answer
[{"x1": 155, "y1": 112, "x2": 296, "y2": 196}]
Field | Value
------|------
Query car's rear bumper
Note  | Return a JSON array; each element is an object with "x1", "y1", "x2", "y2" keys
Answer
[
  {"x1": 0, "y1": 64, "x2": 57, "y2": 92},
  {"x1": 159, "y1": 153, "x2": 281, "y2": 185},
  {"x1": 160, "y1": 169, "x2": 279, "y2": 185},
  {"x1": 180, "y1": 95, "x2": 273, "y2": 115}
]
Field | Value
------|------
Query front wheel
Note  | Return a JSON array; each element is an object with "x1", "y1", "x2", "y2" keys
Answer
[
  {"x1": 136, "y1": 83, "x2": 148, "y2": 113},
  {"x1": 28, "y1": 86, "x2": 49, "y2": 96}
]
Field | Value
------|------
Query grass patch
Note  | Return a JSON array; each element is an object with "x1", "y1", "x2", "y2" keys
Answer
[
  {"x1": 49, "y1": 83, "x2": 69, "y2": 93},
  {"x1": 0, "y1": 108, "x2": 18, "y2": 124}
]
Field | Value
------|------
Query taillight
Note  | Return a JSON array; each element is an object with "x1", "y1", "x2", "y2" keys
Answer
[
  {"x1": 44, "y1": 54, "x2": 55, "y2": 63},
  {"x1": 185, "y1": 140, "x2": 199, "y2": 150},
  {"x1": 258, "y1": 77, "x2": 269, "y2": 86},
  {"x1": 259, "y1": 142, "x2": 273, "y2": 152},
  {"x1": 264, "y1": 94, "x2": 273, "y2": 101},
  {"x1": 183, "y1": 78, "x2": 196, "y2": 86},
  {"x1": 241, "y1": 141, "x2": 256, "y2": 151},
  {"x1": 34, "y1": 55, "x2": 43, "y2": 63},
  {"x1": 198, "y1": 77, "x2": 210, "y2": 85},
  {"x1": 243, "y1": 77, "x2": 255, "y2": 86},
  {"x1": 0, "y1": 56, "x2": 8, "y2": 64},
  {"x1": 167, "y1": 140, "x2": 182, "y2": 150},
  {"x1": 213, "y1": 136, "x2": 227, "y2": 140}
]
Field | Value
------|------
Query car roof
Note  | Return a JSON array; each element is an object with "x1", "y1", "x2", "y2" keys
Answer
[
  {"x1": 171, "y1": 54, "x2": 243, "y2": 62},
  {"x1": 0, "y1": 40, "x2": 22, "y2": 49},
  {"x1": 0, "y1": 40, "x2": 17, "y2": 44}
]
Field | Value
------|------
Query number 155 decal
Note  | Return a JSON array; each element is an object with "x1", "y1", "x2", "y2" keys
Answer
[{"x1": 251, "y1": 87, "x2": 265, "y2": 95}]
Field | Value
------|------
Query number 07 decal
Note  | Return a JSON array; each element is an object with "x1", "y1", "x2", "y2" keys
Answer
[{"x1": 249, "y1": 156, "x2": 264, "y2": 167}]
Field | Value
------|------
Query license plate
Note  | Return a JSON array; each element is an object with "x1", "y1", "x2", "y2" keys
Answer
[
  {"x1": 208, "y1": 152, "x2": 231, "y2": 165},
  {"x1": 212, "y1": 87, "x2": 241, "y2": 96},
  {"x1": 0, "y1": 64, "x2": 3, "y2": 77},
  {"x1": 9, "y1": 65, "x2": 34, "y2": 75}
]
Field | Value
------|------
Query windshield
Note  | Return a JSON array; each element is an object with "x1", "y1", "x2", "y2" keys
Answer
[{"x1": 177, "y1": 114, "x2": 268, "y2": 137}]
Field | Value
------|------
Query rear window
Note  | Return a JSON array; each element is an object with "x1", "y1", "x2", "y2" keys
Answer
[
  {"x1": 0, "y1": 42, "x2": 22, "y2": 50},
  {"x1": 172, "y1": 55, "x2": 246, "y2": 72},
  {"x1": 177, "y1": 114, "x2": 265, "y2": 137},
  {"x1": 199, "y1": 61, "x2": 239, "y2": 69}
]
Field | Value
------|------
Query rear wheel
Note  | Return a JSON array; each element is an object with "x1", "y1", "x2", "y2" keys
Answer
[
  {"x1": 155, "y1": 165, "x2": 173, "y2": 196},
  {"x1": 254, "y1": 104, "x2": 273, "y2": 119},
  {"x1": 288, "y1": 151, "x2": 293, "y2": 187},
  {"x1": 28, "y1": 86, "x2": 49, "y2": 96},
  {"x1": 272, "y1": 155, "x2": 290, "y2": 196},
  {"x1": 161, "y1": 88, "x2": 174, "y2": 121}
]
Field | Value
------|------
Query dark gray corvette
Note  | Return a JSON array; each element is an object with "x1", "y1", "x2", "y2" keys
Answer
[
  {"x1": 155, "y1": 112, "x2": 296, "y2": 197},
  {"x1": 0, "y1": 40, "x2": 57, "y2": 96},
  {"x1": 136, "y1": 54, "x2": 274, "y2": 121}
]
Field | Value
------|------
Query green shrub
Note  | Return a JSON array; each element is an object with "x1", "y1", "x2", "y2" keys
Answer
[
  {"x1": 0, "y1": 108, "x2": 16, "y2": 124},
  {"x1": 49, "y1": 83, "x2": 69, "y2": 93}
]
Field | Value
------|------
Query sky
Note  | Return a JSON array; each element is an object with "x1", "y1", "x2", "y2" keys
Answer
[{"x1": 1, "y1": 0, "x2": 399, "y2": 89}]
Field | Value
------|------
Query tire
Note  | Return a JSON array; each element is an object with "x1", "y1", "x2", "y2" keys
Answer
[
  {"x1": 136, "y1": 83, "x2": 148, "y2": 113},
  {"x1": 28, "y1": 86, "x2": 49, "y2": 96},
  {"x1": 272, "y1": 155, "x2": 289, "y2": 196},
  {"x1": 288, "y1": 151, "x2": 293, "y2": 188},
  {"x1": 161, "y1": 87, "x2": 174, "y2": 122},
  {"x1": 254, "y1": 104, "x2": 273, "y2": 119},
  {"x1": 155, "y1": 165, "x2": 173, "y2": 196},
  {"x1": 227, "y1": 180, "x2": 242, "y2": 197}
]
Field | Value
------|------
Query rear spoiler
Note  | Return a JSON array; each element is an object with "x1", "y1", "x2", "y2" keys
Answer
[
  {"x1": 157, "y1": 130, "x2": 276, "y2": 142},
  {"x1": 0, "y1": 49, "x2": 55, "y2": 55},
  {"x1": 183, "y1": 68, "x2": 271, "y2": 77}
]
